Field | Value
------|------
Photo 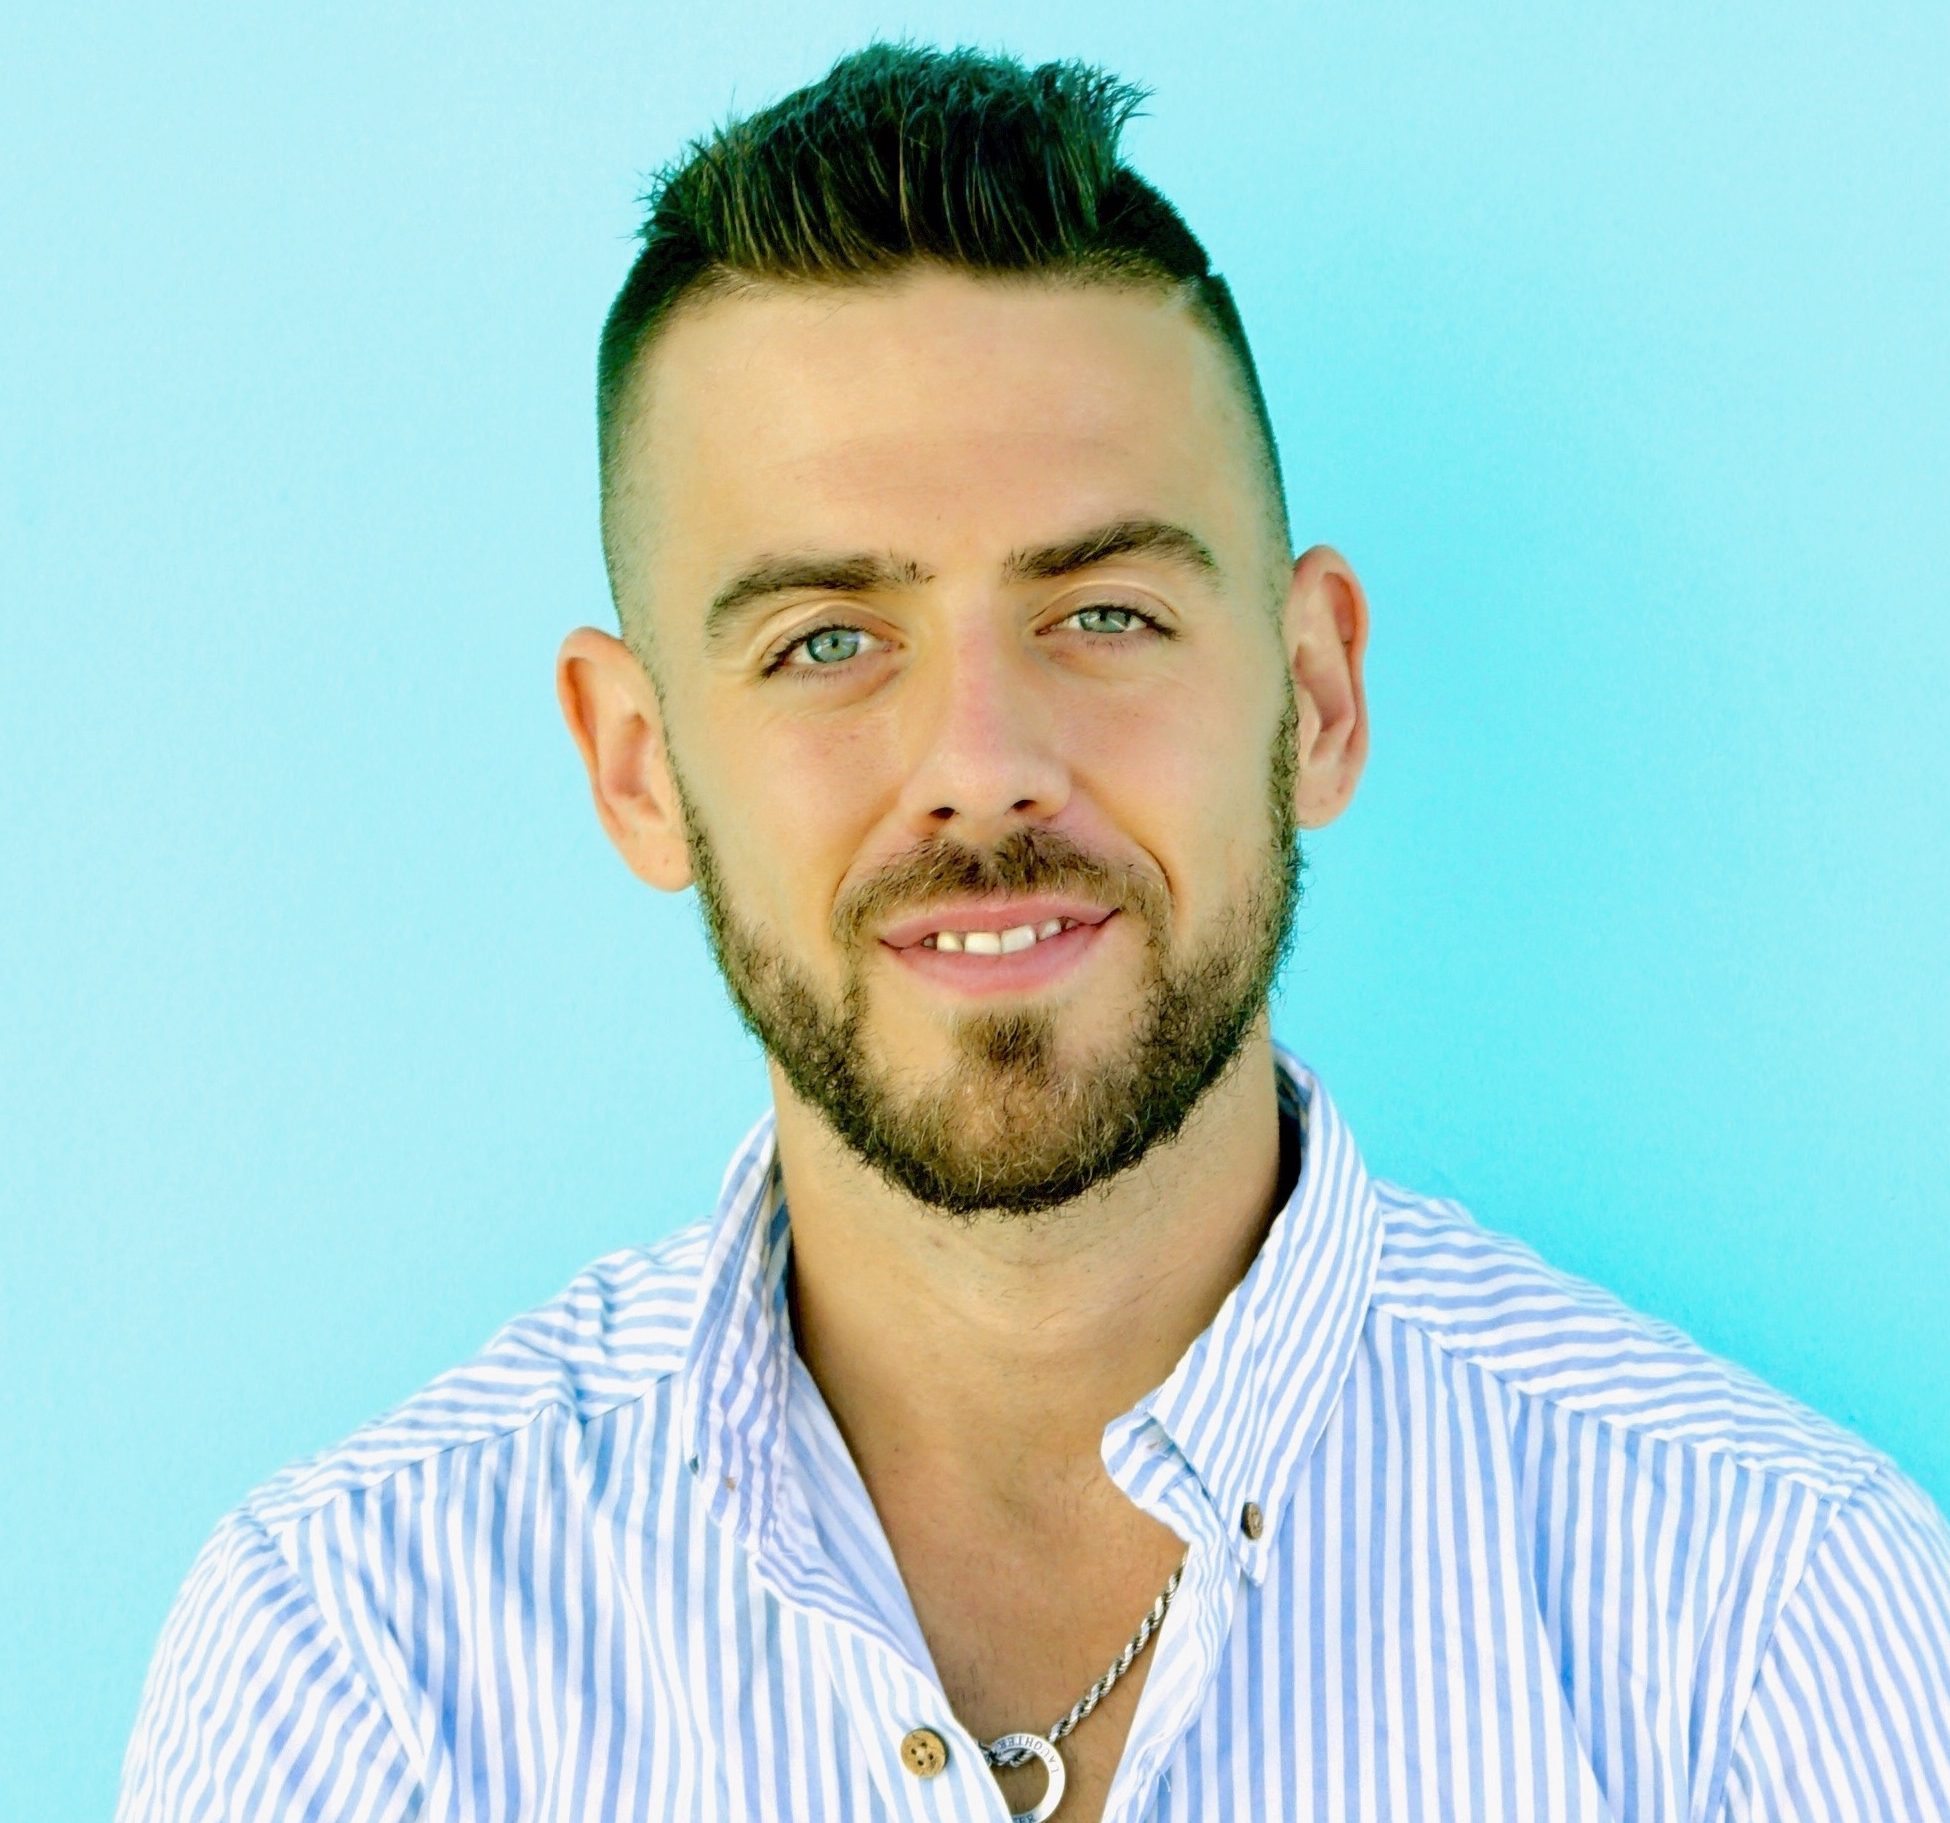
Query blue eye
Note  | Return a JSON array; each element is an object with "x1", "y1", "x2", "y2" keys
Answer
[
  {"x1": 763, "y1": 623, "x2": 880, "y2": 676},
  {"x1": 1068, "y1": 604, "x2": 1156, "y2": 637},
  {"x1": 762, "y1": 602, "x2": 1171, "y2": 680},
  {"x1": 802, "y1": 627, "x2": 864, "y2": 665}
]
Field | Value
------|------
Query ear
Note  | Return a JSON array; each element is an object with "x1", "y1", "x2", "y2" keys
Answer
[
  {"x1": 1281, "y1": 545, "x2": 1371, "y2": 829},
  {"x1": 554, "y1": 626, "x2": 695, "y2": 891}
]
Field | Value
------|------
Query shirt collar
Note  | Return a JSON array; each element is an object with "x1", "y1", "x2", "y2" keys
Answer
[
  {"x1": 679, "y1": 1042, "x2": 1383, "y2": 1583},
  {"x1": 1130, "y1": 1043, "x2": 1383, "y2": 1582}
]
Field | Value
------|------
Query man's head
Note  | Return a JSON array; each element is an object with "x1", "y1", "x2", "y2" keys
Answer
[{"x1": 559, "y1": 40, "x2": 1369, "y2": 1221}]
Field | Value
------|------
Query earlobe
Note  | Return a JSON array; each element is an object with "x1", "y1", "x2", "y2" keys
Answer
[
  {"x1": 553, "y1": 626, "x2": 696, "y2": 892},
  {"x1": 1282, "y1": 546, "x2": 1371, "y2": 829}
]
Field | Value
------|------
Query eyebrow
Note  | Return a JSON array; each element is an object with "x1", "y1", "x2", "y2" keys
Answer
[{"x1": 701, "y1": 514, "x2": 1223, "y2": 651}]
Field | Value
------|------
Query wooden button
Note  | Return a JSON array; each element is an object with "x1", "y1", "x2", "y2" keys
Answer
[
  {"x1": 899, "y1": 1726, "x2": 949, "y2": 1778},
  {"x1": 1241, "y1": 1500, "x2": 1264, "y2": 1540}
]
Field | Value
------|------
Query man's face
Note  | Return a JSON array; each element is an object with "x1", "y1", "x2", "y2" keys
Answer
[{"x1": 612, "y1": 268, "x2": 1305, "y2": 1218}]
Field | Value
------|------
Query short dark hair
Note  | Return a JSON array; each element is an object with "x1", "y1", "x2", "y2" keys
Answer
[{"x1": 597, "y1": 37, "x2": 1292, "y2": 666}]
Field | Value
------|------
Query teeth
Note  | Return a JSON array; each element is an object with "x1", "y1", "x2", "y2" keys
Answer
[{"x1": 920, "y1": 917, "x2": 1083, "y2": 954}]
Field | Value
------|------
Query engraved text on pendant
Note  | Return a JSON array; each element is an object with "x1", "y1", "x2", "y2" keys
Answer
[{"x1": 989, "y1": 1730, "x2": 1067, "y2": 1822}]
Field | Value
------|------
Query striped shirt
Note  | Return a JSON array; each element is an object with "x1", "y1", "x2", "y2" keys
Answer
[{"x1": 119, "y1": 1043, "x2": 1950, "y2": 1820}]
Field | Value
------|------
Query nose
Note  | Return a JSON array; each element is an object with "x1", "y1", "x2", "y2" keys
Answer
[{"x1": 894, "y1": 617, "x2": 1071, "y2": 843}]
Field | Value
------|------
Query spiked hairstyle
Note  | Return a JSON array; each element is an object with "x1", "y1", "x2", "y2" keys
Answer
[{"x1": 596, "y1": 38, "x2": 1292, "y2": 671}]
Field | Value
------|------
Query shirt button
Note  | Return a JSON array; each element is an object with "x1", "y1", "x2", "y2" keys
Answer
[
  {"x1": 1241, "y1": 1500, "x2": 1264, "y2": 1540},
  {"x1": 900, "y1": 1726, "x2": 949, "y2": 1779}
]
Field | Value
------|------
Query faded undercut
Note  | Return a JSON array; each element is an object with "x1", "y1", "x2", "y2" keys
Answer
[{"x1": 596, "y1": 37, "x2": 1293, "y2": 678}]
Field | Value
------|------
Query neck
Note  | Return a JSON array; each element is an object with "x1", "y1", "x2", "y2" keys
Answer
[{"x1": 774, "y1": 1023, "x2": 1290, "y2": 1528}]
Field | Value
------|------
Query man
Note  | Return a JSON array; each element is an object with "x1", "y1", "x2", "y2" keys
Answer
[{"x1": 120, "y1": 39, "x2": 1950, "y2": 1823}]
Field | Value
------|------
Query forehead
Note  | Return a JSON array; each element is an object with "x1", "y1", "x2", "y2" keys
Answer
[{"x1": 613, "y1": 268, "x2": 1263, "y2": 615}]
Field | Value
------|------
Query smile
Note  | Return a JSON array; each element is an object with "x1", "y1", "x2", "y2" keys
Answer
[
  {"x1": 917, "y1": 917, "x2": 1082, "y2": 954},
  {"x1": 881, "y1": 912, "x2": 1118, "y2": 996}
]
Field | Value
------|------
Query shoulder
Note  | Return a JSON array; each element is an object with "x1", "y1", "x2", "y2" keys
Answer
[
  {"x1": 243, "y1": 1217, "x2": 713, "y2": 1532},
  {"x1": 118, "y1": 1225, "x2": 717, "y2": 1816},
  {"x1": 1365, "y1": 1179, "x2": 1887, "y2": 1502}
]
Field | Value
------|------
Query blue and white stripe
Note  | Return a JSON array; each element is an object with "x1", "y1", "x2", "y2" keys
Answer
[{"x1": 118, "y1": 1044, "x2": 1950, "y2": 1819}]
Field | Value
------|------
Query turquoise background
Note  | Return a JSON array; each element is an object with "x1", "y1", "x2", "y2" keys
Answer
[{"x1": 3, "y1": 3, "x2": 1945, "y2": 1813}]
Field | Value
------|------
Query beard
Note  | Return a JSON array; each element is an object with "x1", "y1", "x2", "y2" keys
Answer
[{"x1": 670, "y1": 686, "x2": 1304, "y2": 1220}]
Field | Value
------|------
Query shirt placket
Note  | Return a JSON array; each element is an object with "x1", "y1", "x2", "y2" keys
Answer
[
  {"x1": 1097, "y1": 1443, "x2": 1242, "y2": 1823},
  {"x1": 743, "y1": 1476, "x2": 1019, "y2": 1821}
]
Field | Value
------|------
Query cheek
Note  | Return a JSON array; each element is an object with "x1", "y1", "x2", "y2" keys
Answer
[
  {"x1": 1072, "y1": 689, "x2": 1242, "y2": 916},
  {"x1": 710, "y1": 687, "x2": 886, "y2": 806},
  {"x1": 730, "y1": 713, "x2": 891, "y2": 902},
  {"x1": 766, "y1": 713, "x2": 893, "y2": 816},
  {"x1": 1111, "y1": 685, "x2": 1280, "y2": 904}
]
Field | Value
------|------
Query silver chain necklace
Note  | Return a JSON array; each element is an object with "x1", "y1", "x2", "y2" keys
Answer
[{"x1": 976, "y1": 1550, "x2": 1189, "y2": 1823}]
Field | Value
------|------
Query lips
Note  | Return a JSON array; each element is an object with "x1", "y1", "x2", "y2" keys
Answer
[
  {"x1": 883, "y1": 908, "x2": 1118, "y2": 996},
  {"x1": 877, "y1": 896, "x2": 1118, "y2": 952}
]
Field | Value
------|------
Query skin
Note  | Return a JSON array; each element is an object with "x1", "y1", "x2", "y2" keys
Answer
[{"x1": 557, "y1": 264, "x2": 1369, "y2": 1816}]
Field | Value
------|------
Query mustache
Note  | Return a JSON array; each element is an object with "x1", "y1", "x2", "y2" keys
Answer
[{"x1": 834, "y1": 825, "x2": 1165, "y2": 947}]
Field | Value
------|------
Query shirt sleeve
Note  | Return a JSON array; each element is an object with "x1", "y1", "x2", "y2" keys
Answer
[
  {"x1": 116, "y1": 1507, "x2": 423, "y2": 1823},
  {"x1": 1717, "y1": 1460, "x2": 1950, "y2": 1821}
]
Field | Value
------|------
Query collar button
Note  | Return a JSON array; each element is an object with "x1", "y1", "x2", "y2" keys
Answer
[{"x1": 1240, "y1": 1500, "x2": 1264, "y2": 1540}]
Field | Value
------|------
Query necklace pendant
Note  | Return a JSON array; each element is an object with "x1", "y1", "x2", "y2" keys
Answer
[{"x1": 987, "y1": 1731, "x2": 1067, "y2": 1823}]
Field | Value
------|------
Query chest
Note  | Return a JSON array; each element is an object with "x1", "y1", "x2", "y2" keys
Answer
[
  {"x1": 881, "y1": 1507, "x2": 1191, "y2": 1823},
  {"x1": 384, "y1": 1404, "x2": 1764, "y2": 1823},
  {"x1": 402, "y1": 1502, "x2": 1713, "y2": 1823}
]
